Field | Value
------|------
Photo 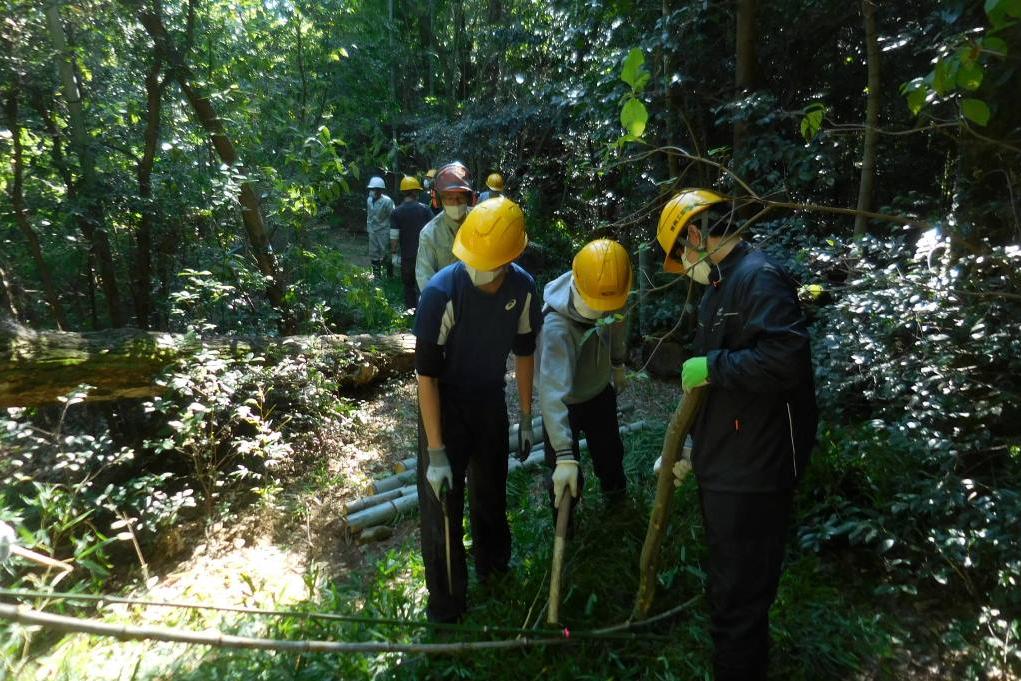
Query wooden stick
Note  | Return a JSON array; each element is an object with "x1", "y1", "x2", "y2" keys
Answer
[
  {"x1": 632, "y1": 388, "x2": 706, "y2": 619},
  {"x1": 547, "y1": 498, "x2": 572, "y2": 624},
  {"x1": 0, "y1": 603, "x2": 570, "y2": 654},
  {"x1": 10, "y1": 544, "x2": 73, "y2": 572}
]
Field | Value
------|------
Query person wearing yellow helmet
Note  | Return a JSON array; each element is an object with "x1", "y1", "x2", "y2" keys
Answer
[
  {"x1": 656, "y1": 189, "x2": 818, "y2": 681},
  {"x1": 412, "y1": 196, "x2": 541, "y2": 623},
  {"x1": 478, "y1": 172, "x2": 505, "y2": 202},
  {"x1": 389, "y1": 176, "x2": 432, "y2": 309},
  {"x1": 535, "y1": 239, "x2": 633, "y2": 530}
]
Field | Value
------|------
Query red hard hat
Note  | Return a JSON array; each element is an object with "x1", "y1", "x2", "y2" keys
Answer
[{"x1": 434, "y1": 162, "x2": 472, "y2": 194}]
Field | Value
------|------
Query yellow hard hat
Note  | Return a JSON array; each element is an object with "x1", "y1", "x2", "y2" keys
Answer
[
  {"x1": 425, "y1": 168, "x2": 438, "y2": 179},
  {"x1": 452, "y1": 196, "x2": 527, "y2": 271},
  {"x1": 486, "y1": 173, "x2": 505, "y2": 192},
  {"x1": 572, "y1": 239, "x2": 632, "y2": 311},
  {"x1": 400, "y1": 176, "x2": 422, "y2": 192},
  {"x1": 656, "y1": 189, "x2": 728, "y2": 273}
]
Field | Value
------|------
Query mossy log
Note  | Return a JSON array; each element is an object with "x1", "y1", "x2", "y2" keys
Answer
[{"x1": 0, "y1": 318, "x2": 415, "y2": 408}]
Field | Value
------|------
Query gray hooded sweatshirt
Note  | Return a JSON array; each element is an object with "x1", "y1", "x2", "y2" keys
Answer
[{"x1": 537, "y1": 271, "x2": 627, "y2": 457}]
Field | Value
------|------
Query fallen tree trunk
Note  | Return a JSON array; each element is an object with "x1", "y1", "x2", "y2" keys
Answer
[{"x1": 0, "y1": 318, "x2": 415, "y2": 408}]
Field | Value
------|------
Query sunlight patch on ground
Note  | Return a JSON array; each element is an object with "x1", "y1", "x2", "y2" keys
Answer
[{"x1": 22, "y1": 536, "x2": 308, "y2": 681}]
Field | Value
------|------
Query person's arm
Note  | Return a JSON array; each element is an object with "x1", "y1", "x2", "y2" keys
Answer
[
  {"x1": 537, "y1": 322, "x2": 577, "y2": 457},
  {"x1": 416, "y1": 228, "x2": 436, "y2": 291},
  {"x1": 417, "y1": 373, "x2": 443, "y2": 449},
  {"x1": 389, "y1": 211, "x2": 399, "y2": 254},
  {"x1": 707, "y1": 266, "x2": 811, "y2": 392},
  {"x1": 515, "y1": 354, "x2": 534, "y2": 415}
]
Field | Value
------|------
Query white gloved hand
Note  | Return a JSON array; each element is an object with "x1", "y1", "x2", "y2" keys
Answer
[
  {"x1": 0, "y1": 521, "x2": 14, "y2": 563},
  {"x1": 426, "y1": 447, "x2": 453, "y2": 501},
  {"x1": 552, "y1": 460, "x2": 579, "y2": 508},
  {"x1": 392, "y1": 253, "x2": 401, "y2": 267},
  {"x1": 653, "y1": 456, "x2": 692, "y2": 488},
  {"x1": 612, "y1": 364, "x2": 628, "y2": 393}
]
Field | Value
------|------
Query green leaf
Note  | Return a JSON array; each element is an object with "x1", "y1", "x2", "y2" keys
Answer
[
  {"x1": 985, "y1": 0, "x2": 1021, "y2": 18},
  {"x1": 799, "y1": 103, "x2": 825, "y2": 142},
  {"x1": 932, "y1": 60, "x2": 956, "y2": 95},
  {"x1": 957, "y1": 61, "x2": 984, "y2": 91},
  {"x1": 961, "y1": 98, "x2": 991, "y2": 126},
  {"x1": 620, "y1": 48, "x2": 647, "y2": 90},
  {"x1": 981, "y1": 36, "x2": 1009, "y2": 56},
  {"x1": 620, "y1": 97, "x2": 648, "y2": 138},
  {"x1": 906, "y1": 87, "x2": 928, "y2": 116}
]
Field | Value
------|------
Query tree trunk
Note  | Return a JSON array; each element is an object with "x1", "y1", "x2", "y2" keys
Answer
[
  {"x1": 854, "y1": 0, "x2": 881, "y2": 238},
  {"x1": 3, "y1": 85, "x2": 68, "y2": 330},
  {"x1": 0, "y1": 318, "x2": 416, "y2": 408},
  {"x1": 44, "y1": 0, "x2": 125, "y2": 327},
  {"x1": 134, "y1": 56, "x2": 164, "y2": 330},
  {"x1": 732, "y1": 0, "x2": 758, "y2": 177},
  {"x1": 133, "y1": 5, "x2": 295, "y2": 333},
  {"x1": 0, "y1": 260, "x2": 21, "y2": 320}
]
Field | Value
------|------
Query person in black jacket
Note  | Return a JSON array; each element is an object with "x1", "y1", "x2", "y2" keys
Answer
[
  {"x1": 390, "y1": 176, "x2": 435, "y2": 309},
  {"x1": 656, "y1": 189, "x2": 818, "y2": 681}
]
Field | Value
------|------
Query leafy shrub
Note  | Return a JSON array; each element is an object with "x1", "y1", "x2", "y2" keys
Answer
[
  {"x1": 795, "y1": 231, "x2": 1021, "y2": 673},
  {"x1": 287, "y1": 247, "x2": 402, "y2": 334},
  {"x1": 145, "y1": 349, "x2": 293, "y2": 518}
]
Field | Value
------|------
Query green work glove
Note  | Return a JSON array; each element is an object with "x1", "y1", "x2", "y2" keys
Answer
[{"x1": 681, "y1": 356, "x2": 709, "y2": 392}]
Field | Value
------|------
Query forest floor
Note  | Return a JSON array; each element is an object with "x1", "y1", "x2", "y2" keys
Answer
[{"x1": 18, "y1": 329, "x2": 687, "y2": 680}]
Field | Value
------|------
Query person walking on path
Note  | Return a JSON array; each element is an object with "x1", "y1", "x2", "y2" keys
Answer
[
  {"x1": 656, "y1": 188, "x2": 818, "y2": 681},
  {"x1": 536, "y1": 239, "x2": 632, "y2": 528},
  {"x1": 413, "y1": 196, "x2": 541, "y2": 623},
  {"x1": 478, "y1": 172, "x2": 504, "y2": 202},
  {"x1": 416, "y1": 162, "x2": 474, "y2": 292},
  {"x1": 366, "y1": 176, "x2": 395, "y2": 278},
  {"x1": 390, "y1": 176, "x2": 433, "y2": 309}
]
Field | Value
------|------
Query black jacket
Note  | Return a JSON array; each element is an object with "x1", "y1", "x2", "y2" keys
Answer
[
  {"x1": 391, "y1": 200, "x2": 433, "y2": 260},
  {"x1": 692, "y1": 241, "x2": 818, "y2": 492}
]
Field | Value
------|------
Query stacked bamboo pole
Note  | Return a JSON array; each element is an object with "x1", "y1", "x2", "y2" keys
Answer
[{"x1": 342, "y1": 417, "x2": 645, "y2": 537}]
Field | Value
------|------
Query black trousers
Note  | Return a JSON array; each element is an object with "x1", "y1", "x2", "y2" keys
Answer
[
  {"x1": 417, "y1": 388, "x2": 511, "y2": 623},
  {"x1": 401, "y1": 259, "x2": 418, "y2": 309},
  {"x1": 542, "y1": 385, "x2": 626, "y2": 520},
  {"x1": 698, "y1": 488, "x2": 793, "y2": 681}
]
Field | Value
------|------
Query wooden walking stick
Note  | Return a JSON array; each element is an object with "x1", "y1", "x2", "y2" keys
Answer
[
  {"x1": 547, "y1": 499, "x2": 572, "y2": 624},
  {"x1": 632, "y1": 387, "x2": 706, "y2": 619}
]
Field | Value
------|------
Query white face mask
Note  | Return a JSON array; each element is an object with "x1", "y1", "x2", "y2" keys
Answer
[
  {"x1": 465, "y1": 264, "x2": 503, "y2": 286},
  {"x1": 571, "y1": 283, "x2": 604, "y2": 321},
  {"x1": 684, "y1": 250, "x2": 712, "y2": 285},
  {"x1": 423, "y1": 179, "x2": 432, "y2": 189},
  {"x1": 444, "y1": 203, "x2": 468, "y2": 222}
]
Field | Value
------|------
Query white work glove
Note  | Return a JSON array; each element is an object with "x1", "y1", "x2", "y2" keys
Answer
[
  {"x1": 517, "y1": 413, "x2": 534, "y2": 462},
  {"x1": 0, "y1": 521, "x2": 14, "y2": 563},
  {"x1": 653, "y1": 456, "x2": 693, "y2": 488},
  {"x1": 426, "y1": 446, "x2": 453, "y2": 501},
  {"x1": 392, "y1": 253, "x2": 401, "y2": 267},
  {"x1": 611, "y1": 364, "x2": 628, "y2": 393},
  {"x1": 552, "y1": 460, "x2": 579, "y2": 508}
]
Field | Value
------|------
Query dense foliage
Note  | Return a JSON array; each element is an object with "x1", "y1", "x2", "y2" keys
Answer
[{"x1": 2, "y1": 0, "x2": 1020, "y2": 677}]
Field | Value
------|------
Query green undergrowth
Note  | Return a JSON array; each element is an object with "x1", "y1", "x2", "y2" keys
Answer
[{"x1": 60, "y1": 426, "x2": 900, "y2": 681}]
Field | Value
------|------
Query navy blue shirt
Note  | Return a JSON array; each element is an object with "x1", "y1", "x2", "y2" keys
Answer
[{"x1": 413, "y1": 262, "x2": 541, "y2": 391}]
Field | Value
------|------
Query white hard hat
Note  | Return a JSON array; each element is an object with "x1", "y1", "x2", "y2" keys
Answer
[{"x1": 368, "y1": 176, "x2": 386, "y2": 189}]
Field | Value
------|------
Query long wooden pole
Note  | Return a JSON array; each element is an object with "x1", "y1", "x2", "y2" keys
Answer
[
  {"x1": 632, "y1": 388, "x2": 706, "y2": 619},
  {"x1": 0, "y1": 603, "x2": 569, "y2": 654},
  {"x1": 547, "y1": 499, "x2": 572, "y2": 624}
]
